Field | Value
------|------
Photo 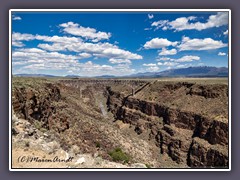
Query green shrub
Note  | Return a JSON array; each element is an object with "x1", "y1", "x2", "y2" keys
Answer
[
  {"x1": 145, "y1": 164, "x2": 151, "y2": 168},
  {"x1": 108, "y1": 147, "x2": 130, "y2": 164},
  {"x1": 40, "y1": 127, "x2": 47, "y2": 133},
  {"x1": 33, "y1": 120, "x2": 43, "y2": 129},
  {"x1": 25, "y1": 141, "x2": 30, "y2": 147},
  {"x1": 95, "y1": 142, "x2": 101, "y2": 148}
]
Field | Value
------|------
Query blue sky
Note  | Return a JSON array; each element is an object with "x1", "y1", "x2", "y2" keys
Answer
[{"x1": 11, "y1": 11, "x2": 229, "y2": 76}]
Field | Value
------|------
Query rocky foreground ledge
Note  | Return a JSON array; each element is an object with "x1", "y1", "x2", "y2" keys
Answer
[{"x1": 12, "y1": 115, "x2": 148, "y2": 168}]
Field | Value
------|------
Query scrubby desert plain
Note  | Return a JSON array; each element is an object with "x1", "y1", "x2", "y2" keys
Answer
[{"x1": 11, "y1": 77, "x2": 229, "y2": 169}]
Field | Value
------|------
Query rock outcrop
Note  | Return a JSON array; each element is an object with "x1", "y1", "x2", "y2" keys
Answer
[
  {"x1": 187, "y1": 138, "x2": 228, "y2": 167},
  {"x1": 106, "y1": 81, "x2": 228, "y2": 168},
  {"x1": 12, "y1": 82, "x2": 69, "y2": 132}
]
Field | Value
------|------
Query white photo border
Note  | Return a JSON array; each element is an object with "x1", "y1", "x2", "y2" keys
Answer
[{"x1": 9, "y1": 9, "x2": 231, "y2": 171}]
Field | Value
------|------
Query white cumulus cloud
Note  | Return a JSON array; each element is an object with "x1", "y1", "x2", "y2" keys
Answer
[
  {"x1": 79, "y1": 52, "x2": 92, "y2": 59},
  {"x1": 148, "y1": 14, "x2": 154, "y2": 19},
  {"x1": 178, "y1": 36, "x2": 227, "y2": 51},
  {"x1": 143, "y1": 63, "x2": 157, "y2": 67},
  {"x1": 174, "y1": 55, "x2": 200, "y2": 62},
  {"x1": 147, "y1": 66, "x2": 159, "y2": 72},
  {"x1": 12, "y1": 32, "x2": 35, "y2": 41},
  {"x1": 12, "y1": 32, "x2": 142, "y2": 61},
  {"x1": 152, "y1": 12, "x2": 228, "y2": 31},
  {"x1": 12, "y1": 15, "x2": 22, "y2": 20},
  {"x1": 143, "y1": 63, "x2": 160, "y2": 72},
  {"x1": 59, "y1": 22, "x2": 111, "y2": 42},
  {"x1": 143, "y1": 38, "x2": 178, "y2": 49},
  {"x1": 156, "y1": 57, "x2": 171, "y2": 61},
  {"x1": 12, "y1": 41, "x2": 25, "y2": 47},
  {"x1": 158, "y1": 48, "x2": 177, "y2": 55},
  {"x1": 156, "y1": 55, "x2": 200, "y2": 63},
  {"x1": 12, "y1": 48, "x2": 136, "y2": 76},
  {"x1": 223, "y1": 30, "x2": 228, "y2": 35},
  {"x1": 218, "y1": 52, "x2": 227, "y2": 56},
  {"x1": 163, "y1": 62, "x2": 179, "y2": 66},
  {"x1": 109, "y1": 58, "x2": 132, "y2": 64}
]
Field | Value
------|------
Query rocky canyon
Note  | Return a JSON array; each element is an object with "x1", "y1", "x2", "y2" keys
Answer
[{"x1": 11, "y1": 77, "x2": 229, "y2": 168}]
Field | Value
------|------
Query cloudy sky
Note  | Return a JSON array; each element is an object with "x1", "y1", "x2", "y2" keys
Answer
[{"x1": 11, "y1": 11, "x2": 229, "y2": 76}]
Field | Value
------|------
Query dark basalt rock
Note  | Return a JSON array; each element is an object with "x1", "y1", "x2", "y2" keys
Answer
[
  {"x1": 12, "y1": 83, "x2": 69, "y2": 133},
  {"x1": 106, "y1": 82, "x2": 228, "y2": 168}
]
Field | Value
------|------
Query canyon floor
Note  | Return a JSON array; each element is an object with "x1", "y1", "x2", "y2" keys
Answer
[{"x1": 11, "y1": 77, "x2": 229, "y2": 169}]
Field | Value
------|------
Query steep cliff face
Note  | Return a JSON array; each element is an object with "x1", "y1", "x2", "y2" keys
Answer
[
  {"x1": 187, "y1": 138, "x2": 228, "y2": 167},
  {"x1": 106, "y1": 82, "x2": 228, "y2": 168},
  {"x1": 12, "y1": 79, "x2": 112, "y2": 154},
  {"x1": 12, "y1": 82, "x2": 69, "y2": 132}
]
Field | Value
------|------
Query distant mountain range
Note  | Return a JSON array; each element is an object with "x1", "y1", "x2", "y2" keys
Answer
[
  {"x1": 13, "y1": 66, "x2": 228, "y2": 78},
  {"x1": 129, "y1": 66, "x2": 228, "y2": 78},
  {"x1": 13, "y1": 74, "x2": 116, "y2": 78},
  {"x1": 65, "y1": 75, "x2": 81, "y2": 78},
  {"x1": 94, "y1": 75, "x2": 116, "y2": 78},
  {"x1": 14, "y1": 74, "x2": 57, "y2": 77}
]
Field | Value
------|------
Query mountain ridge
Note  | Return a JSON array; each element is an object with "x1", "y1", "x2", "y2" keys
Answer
[
  {"x1": 129, "y1": 66, "x2": 228, "y2": 78},
  {"x1": 13, "y1": 66, "x2": 228, "y2": 78}
]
